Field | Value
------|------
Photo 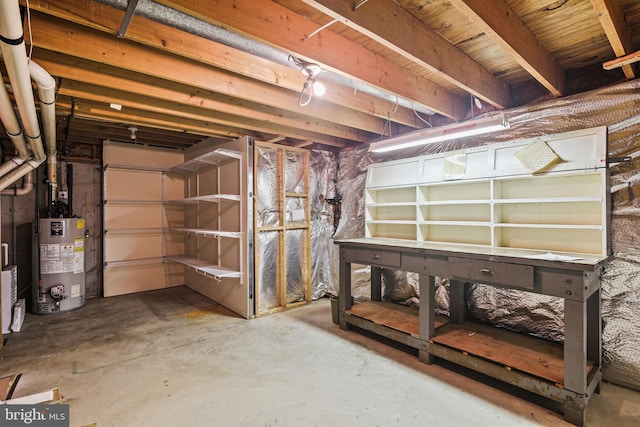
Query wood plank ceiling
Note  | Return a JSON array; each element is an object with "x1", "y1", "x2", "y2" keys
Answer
[{"x1": 1, "y1": 0, "x2": 639, "y2": 161}]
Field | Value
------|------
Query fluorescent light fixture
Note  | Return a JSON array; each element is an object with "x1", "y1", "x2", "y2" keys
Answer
[{"x1": 369, "y1": 114, "x2": 510, "y2": 153}]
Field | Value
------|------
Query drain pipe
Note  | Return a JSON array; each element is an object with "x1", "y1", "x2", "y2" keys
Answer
[
  {"x1": 0, "y1": 0, "x2": 55, "y2": 196},
  {"x1": 29, "y1": 60, "x2": 57, "y2": 197},
  {"x1": 0, "y1": 0, "x2": 46, "y2": 161},
  {"x1": 0, "y1": 80, "x2": 30, "y2": 159},
  {"x1": 1, "y1": 170, "x2": 33, "y2": 196},
  {"x1": 0, "y1": 58, "x2": 57, "y2": 196},
  {"x1": 0, "y1": 159, "x2": 43, "y2": 192}
]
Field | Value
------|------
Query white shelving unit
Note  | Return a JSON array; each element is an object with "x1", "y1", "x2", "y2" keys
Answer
[
  {"x1": 161, "y1": 137, "x2": 254, "y2": 318},
  {"x1": 365, "y1": 127, "x2": 610, "y2": 256},
  {"x1": 102, "y1": 142, "x2": 186, "y2": 297},
  {"x1": 103, "y1": 138, "x2": 254, "y2": 317},
  {"x1": 164, "y1": 145, "x2": 245, "y2": 284}
]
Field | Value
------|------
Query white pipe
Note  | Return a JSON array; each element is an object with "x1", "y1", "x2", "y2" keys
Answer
[
  {"x1": 0, "y1": 170, "x2": 33, "y2": 196},
  {"x1": 0, "y1": 0, "x2": 46, "y2": 162},
  {"x1": 0, "y1": 0, "x2": 57, "y2": 199},
  {"x1": 28, "y1": 60, "x2": 57, "y2": 194},
  {"x1": 0, "y1": 82, "x2": 30, "y2": 158},
  {"x1": 0, "y1": 157, "x2": 26, "y2": 178},
  {"x1": 0, "y1": 159, "x2": 43, "y2": 192}
]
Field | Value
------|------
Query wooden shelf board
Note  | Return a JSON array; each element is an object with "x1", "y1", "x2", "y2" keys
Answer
[
  {"x1": 431, "y1": 322, "x2": 595, "y2": 386},
  {"x1": 347, "y1": 300, "x2": 448, "y2": 337}
]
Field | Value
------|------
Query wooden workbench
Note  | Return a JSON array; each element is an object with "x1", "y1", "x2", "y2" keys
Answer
[{"x1": 337, "y1": 237, "x2": 608, "y2": 426}]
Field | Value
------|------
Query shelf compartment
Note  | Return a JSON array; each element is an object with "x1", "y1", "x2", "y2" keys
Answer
[
  {"x1": 494, "y1": 173, "x2": 603, "y2": 199},
  {"x1": 420, "y1": 203, "x2": 490, "y2": 222},
  {"x1": 420, "y1": 224, "x2": 491, "y2": 246},
  {"x1": 367, "y1": 205, "x2": 417, "y2": 221},
  {"x1": 495, "y1": 201, "x2": 602, "y2": 226},
  {"x1": 495, "y1": 227, "x2": 604, "y2": 254},
  {"x1": 420, "y1": 180, "x2": 490, "y2": 202},
  {"x1": 166, "y1": 194, "x2": 241, "y2": 204},
  {"x1": 366, "y1": 187, "x2": 416, "y2": 204},
  {"x1": 169, "y1": 228, "x2": 242, "y2": 238},
  {"x1": 169, "y1": 255, "x2": 242, "y2": 280},
  {"x1": 168, "y1": 148, "x2": 241, "y2": 173},
  {"x1": 366, "y1": 222, "x2": 416, "y2": 240},
  {"x1": 430, "y1": 321, "x2": 595, "y2": 386}
]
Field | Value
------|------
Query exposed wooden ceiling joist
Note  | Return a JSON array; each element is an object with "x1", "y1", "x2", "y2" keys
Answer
[
  {"x1": 448, "y1": 0, "x2": 566, "y2": 97},
  {"x1": 27, "y1": 13, "x2": 382, "y2": 144},
  {"x1": 591, "y1": 0, "x2": 636, "y2": 79},
  {"x1": 154, "y1": 0, "x2": 468, "y2": 120},
  {"x1": 32, "y1": 51, "x2": 364, "y2": 146},
  {"x1": 28, "y1": 0, "x2": 422, "y2": 131},
  {"x1": 299, "y1": 0, "x2": 511, "y2": 109},
  {"x1": 0, "y1": 0, "x2": 635, "y2": 157}
]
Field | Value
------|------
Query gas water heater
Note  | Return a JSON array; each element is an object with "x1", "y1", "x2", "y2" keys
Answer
[{"x1": 33, "y1": 217, "x2": 86, "y2": 314}]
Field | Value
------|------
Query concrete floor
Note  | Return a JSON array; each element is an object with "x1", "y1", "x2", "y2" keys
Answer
[{"x1": 1, "y1": 286, "x2": 638, "y2": 427}]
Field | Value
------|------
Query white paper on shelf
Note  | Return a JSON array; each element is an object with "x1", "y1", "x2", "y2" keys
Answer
[
  {"x1": 442, "y1": 150, "x2": 466, "y2": 180},
  {"x1": 528, "y1": 252, "x2": 585, "y2": 261}
]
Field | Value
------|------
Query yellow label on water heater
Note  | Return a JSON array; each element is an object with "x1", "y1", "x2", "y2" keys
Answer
[{"x1": 77, "y1": 219, "x2": 85, "y2": 229}]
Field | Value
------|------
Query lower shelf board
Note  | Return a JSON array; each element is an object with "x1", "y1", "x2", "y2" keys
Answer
[
  {"x1": 431, "y1": 322, "x2": 595, "y2": 387},
  {"x1": 347, "y1": 300, "x2": 448, "y2": 337},
  {"x1": 345, "y1": 301, "x2": 597, "y2": 388}
]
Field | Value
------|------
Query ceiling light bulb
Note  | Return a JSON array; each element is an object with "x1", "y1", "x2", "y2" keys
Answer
[{"x1": 312, "y1": 81, "x2": 325, "y2": 96}]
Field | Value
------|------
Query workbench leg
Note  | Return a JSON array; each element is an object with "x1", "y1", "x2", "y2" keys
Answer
[
  {"x1": 419, "y1": 274, "x2": 435, "y2": 364},
  {"x1": 587, "y1": 288, "x2": 602, "y2": 394},
  {"x1": 371, "y1": 266, "x2": 382, "y2": 302},
  {"x1": 449, "y1": 279, "x2": 465, "y2": 324},
  {"x1": 564, "y1": 298, "x2": 587, "y2": 425},
  {"x1": 338, "y1": 258, "x2": 352, "y2": 330},
  {"x1": 563, "y1": 400, "x2": 585, "y2": 427}
]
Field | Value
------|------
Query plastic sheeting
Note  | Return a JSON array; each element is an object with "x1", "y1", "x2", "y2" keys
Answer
[
  {"x1": 256, "y1": 145, "x2": 279, "y2": 228},
  {"x1": 256, "y1": 145, "x2": 334, "y2": 311},
  {"x1": 310, "y1": 150, "x2": 338, "y2": 299},
  {"x1": 332, "y1": 79, "x2": 640, "y2": 390}
]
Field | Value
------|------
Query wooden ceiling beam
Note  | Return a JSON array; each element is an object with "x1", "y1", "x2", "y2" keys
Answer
[
  {"x1": 26, "y1": 13, "x2": 388, "y2": 138},
  {"x1": 33, "y1": 49, "x2": 373, "y2": 143},
  {"x1": 448, "y1": 0, "x2": 566, "y2": 97},
  {"x1": 300, "y1": 0, "x2": 511, "y2": 109},
  {"x1": 603, "y1": 49, "x2": 640, "y2": 70},
  {"x1": 63, "y1": 125, "x2": 198, "y2": 147},
  {"x1": 55, "y1": 97, "x2": 265, "y2": 140},
  {"x1": 25, "y1": 0, "x2": 424, "y2": 129},
  {"x1": 155, "y1": 0, "x2": 467, "y2": 120},
  {"x1": 56, "y1": 78, "x2": 358, "y2": 146},
  {"x1": 56, "y1": 97, "x2": 350, "y2": 150},
  {"x1": 590, "y1": 0, "x2": 636, "y2": 79}
]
